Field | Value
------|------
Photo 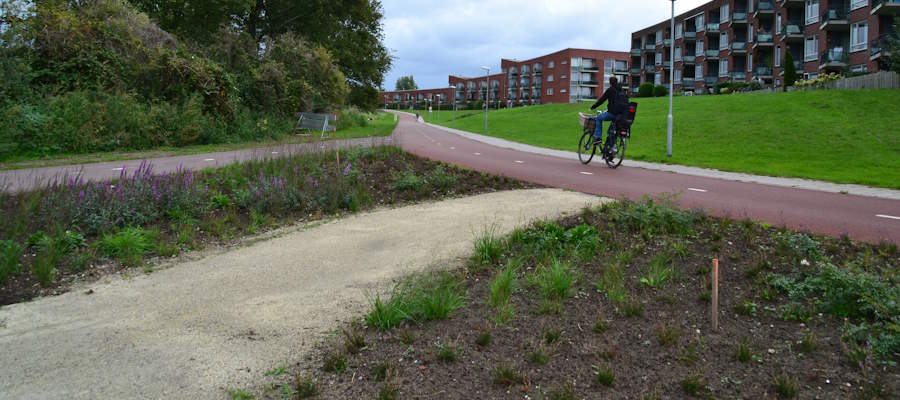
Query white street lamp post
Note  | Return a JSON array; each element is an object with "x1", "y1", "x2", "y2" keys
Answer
[
  {"x1": 481, "y1": 66, "x2": 490, "y2": 132},
  {"x1": 449, "y1": 85, "x2": 456, "y2": 127},
  {"x1": 667, "y1": 0, "x2": 675, "y2": 157}
]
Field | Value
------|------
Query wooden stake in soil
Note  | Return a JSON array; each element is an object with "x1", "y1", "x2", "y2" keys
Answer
[{"x1": 712, "y1": 258, "x2": 719, "y2": 332}]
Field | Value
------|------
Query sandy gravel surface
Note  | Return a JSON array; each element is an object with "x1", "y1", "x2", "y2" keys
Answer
[{"x1": 0, "y1": 189, "x2": 603, "y2": 400}]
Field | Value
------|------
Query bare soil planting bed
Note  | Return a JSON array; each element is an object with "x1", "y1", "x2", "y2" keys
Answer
[{"x1": 263, "y1": 199, "x2": 898, "y2": 399}]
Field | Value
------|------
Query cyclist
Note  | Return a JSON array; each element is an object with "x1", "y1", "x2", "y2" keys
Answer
[{"x1": 589, "y1": 76, "x2": 627, "y2": 144}]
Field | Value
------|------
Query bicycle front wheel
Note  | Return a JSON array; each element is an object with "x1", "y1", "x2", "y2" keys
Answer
[
  {"x1": 578, "y1": 130, "x2": 597, "y2": 165},
  {"x1": 604, "y1": 133, "x2": 627, "y2": 169}
]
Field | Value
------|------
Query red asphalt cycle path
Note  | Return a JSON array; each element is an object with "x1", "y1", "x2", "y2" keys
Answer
[{"x1": 393, "y1": 113, "x2": 900, "y2": 244}]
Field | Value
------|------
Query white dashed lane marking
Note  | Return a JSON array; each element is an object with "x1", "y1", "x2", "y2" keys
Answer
[
  {"x1": 688, "y1": 188, "x2": 708, "y2": 193},
  {"x1": 112, "y1": 168, "x2": 124, "y2": 171},
  {"x1": 473, "y1": 152, "x2": 481, "y2": 156},
  {"x1": 877, "y1": 214, "x2": 900, "y2": 221},
  {"x1": 450, "y1": 147, "x2": 456, "y2": 150},
  {"x1": 271, "y1": 151, "x2": 279, "y2": 155},
  {"x1": 514, "y1": 161, "x2": 524, "y2": 164},
  {"x1": 204, "y1": 158, "x2": 215, "y2": 162},
  {"x1": 579, "y1": 172, "x2": 593, "y2": 175}
]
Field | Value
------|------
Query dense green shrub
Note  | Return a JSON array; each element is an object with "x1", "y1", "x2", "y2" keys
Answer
[
  {"x1": 637, "y1": 83, "x2": 654, "y2": 98},
  {"x1": 653, "y1": 85, "x2": 668, "y2": 97}
]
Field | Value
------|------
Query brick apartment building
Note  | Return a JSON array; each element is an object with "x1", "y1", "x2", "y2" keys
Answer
[
  {"x1": 380, "y1": 48, "x2": 631, "y2": 108},
  {"x1": 630, "y1": 0, "x2": 898, "y2": 93}
]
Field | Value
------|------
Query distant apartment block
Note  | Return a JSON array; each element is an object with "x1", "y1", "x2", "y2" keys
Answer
[
  {"x1": 630, "y1": 0, "x2": 898, "y2": 93},
  {"x1": 380, "y1": 48, "x2": 630, "y2": 108}
]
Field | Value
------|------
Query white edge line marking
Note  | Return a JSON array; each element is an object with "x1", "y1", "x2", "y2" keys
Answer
[
  {"x1": 112, "y1": 168, "x2": 124, "y2": 171},
  {"x1": 473, "y1": 152, "x2": 481, "y2": 156},
  {"x1": 688, "y1": 188, "x2": 708, "y2": 193},
  {"x1": 514, "y1": 160, "x2": 524, "y2": 164},
  {"x1": 579, "y1": 171, "x2": 593, "y2": 175},
  {"x1": 204, "y1": 158, "x2": 215, "y2": 162},
  {"x1": 449, "y1": 147, "x2": 456, "y2": 150},
  {"x1": 271, "y1": 151, "x2": 279, "y2": 154},
  {"x1": 876, "y1": 214, "x2": 900, "y2": 220}
]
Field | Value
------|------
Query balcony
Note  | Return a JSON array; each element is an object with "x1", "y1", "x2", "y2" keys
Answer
[
  {"x1": 732, "y1": 11, "x2": 748, "y2": 24},
  {"x1": 705, "y1": 49, "x2": 720, "y2": 59},
  {"x1": 629, "y1": 67, "x2": 642, "y2": 74},
  {"x1": 663, "y1": 61, "x2": 672, "y2": 69},
  {"x1": 645, "y1": 65, "x2": 656, "y2": 73},
  {"x1": 577, "y1": 80, "x2": 599, "y2": 87},
  {"x1": 872, "y1": 0, "x2": 900, "y2": 15},
  {"x1": 704, "y1": 76, "x2": 719, "y2": 85},
  {"x1": 871, "y1": 34, "x2": 896, "y2": 59},
  {"x1": 683, "y1": 55, "x2": 696, "y2": 64},
  {"x1": 731, "y1": 41, "x2": 748, "y2": 53},
  {"x1": 663, "y1": 39, "x2": 672, "y2": 47},
  {"x1": 614, "y1": 65, "x2": 630, "y2": 74},
  {"x1": 755, "y1": 1, "x2": 775, "y2": 16},
  {"x1": 579, "y1": 65, "x2": 600, "y2": 72},
  {"x1": 822, "y1": 7, "x2": 850, "y2": 30},
  {"x1": 754, "y1": 33, "x2": 774, "y2": 47},
  {"x1": 682, "y1": 78, "x2": 696, "y2": 88},
  {"x1": 644, "y1": 44, "x2": 657, "y2": 51},
  {"x1": 820, "y1": 48, "x2": 849, "y2": 69},
  {"x1": 684, "y1": 31, "x2": 697, "y2": 41},
  {"x1": 783, "y1": 24, "x2": 803, "y2": 41},
  {"x1": 754, "y1": 66, "x2": 773, "y2": 77},
  {"x1": 533, "y1": 69, "x2": 542, "y2": 75},
  {"x1": 706, "y1": 23, "x2": 720, "y2": 33},
  {"x1": 631, "y1": 48, "x2": 642, "y2": 56},
  {"x1": 731, "y1": 71, "x2": 747, "y2": 80}
]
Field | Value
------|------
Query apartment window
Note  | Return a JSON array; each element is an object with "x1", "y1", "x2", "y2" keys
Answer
[
  {"x1": 805, "y1": 0, "x2": 819, "y2": 25},
  {"x1": 851, "y1": 64, "x2": 867, "y2": 73},
  {"x1": 547, "y1": 88, "x2": 554, "y2": 95},
  {"x1": 749, "y1": 53, "x2": 753, "y2": 70},
  {"x1": 720, "y1": 33, "x2": 729, "y2": 50},
  {"x1": 850, "y1": 0, "x2": 868, "y2": 11},
  {"x1": 675, "y1": 46, "x2": 682, "y2": 61},
  {"x1": 719, "y1": 59, "x2": 729, "y2": 76},
  {"x1": 805, "y1": 36, "x2": 818, "y2": 62},
  {"x1": 776, "y1": 46, "x2": 781, "y2": 66},
  {"x1": 675, "y1": 69, "x2": 682, "y2": 82},
  {"x1": 561, "y1": 89, "x2": 567, "y2": 93},
  {"x1": 656, "y1": 30, "x2": 663, "y2": 44},
  {"x1": 696, "y1": 41, "x2": 704, "y2": 56},
  {"x1": 676, "y1": 23, "x2": 683, "y2": 39},
  {"x1": 720, "y1": 4, "x2": 729, "y2": 23},
  {"x1": 656, "y1": 52, "x2": 663, "y2": 65},
  {"x1": 562, "y1": 74, "x2": 568, "y2": 79},
  {"x1": 776, "y1": 13, "x2": 782, "y2": 35},
  {"x1": 748, "y1": 25, "x2": 754, "y2": 42},
  {"x1": 654, "y1": 72, "x2": 662, "y2": 85},
  {"x1": 695, "y1": 64, "x2": 703, "y2": 79},
  {"x1": 548, "y1": 61, "x2": 554, "y2": 68},
  {"x1": 697, "y1": 14, "x2": 704, "y2": 29},
  {"x1": 851, "y1": 22, "x2": 868, "y2": 53},
  {"x1": 562, "y1": 60, "x2": 567, "y2": 65},
  {"x1": 548, "y1": 74, "x2": 554, "y2": 82}
]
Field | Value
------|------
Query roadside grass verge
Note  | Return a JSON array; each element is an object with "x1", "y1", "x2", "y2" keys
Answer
[
  {"x1": 269, "y1": 196, "x2": 899, "y2": 399},
  {"x1": 0, "y1": 111, "x2": 398, "y2": 171},
  {"x1": 0, "y1": 146, "x2": 529, "y2": 305},
  {"x1": 430, "y1": 90, "x2": 900, "y2": 189}
]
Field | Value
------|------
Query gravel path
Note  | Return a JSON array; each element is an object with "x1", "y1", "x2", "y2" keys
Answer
[{"x1": 0, "y1": 189, "x2": 603, "y2": 400}]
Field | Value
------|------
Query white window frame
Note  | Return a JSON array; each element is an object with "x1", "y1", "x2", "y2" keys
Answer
[
  {"x1": 720, "y1": 59, "x2": 729, "y2": 77},
  {"x1": 805, "y1": 0, "x2": 819, "y2": 26},
  {"x1": 561, "y1": 60, "x2": 567, "y2": 65},
  {"x1": 656, "y1": 30, "x2": 663, "y2": 44},
  {"x1": 748, "y1": 25, "x2": 754, "y2": 43},
  {"x1": 776, "y1": 45, "x2": 781, "y2": 66},
  {"x1": 749, "y1": 53, "x2": 753, "y2": 71},
  {"x1": 547, "y1": 88, "x2": 554, "y2": 95},
  {"x1": 696, "y1": 40, "x2": 705, "y2": 56},
  {"x1": 676, "y1": 22, "x2": 683, "y2": 39},
  {"x1": 547, "y1": 74, "x2": 554, "y2": 82},
  {"x1": 656, "y1": 52, "x2": 663, "y2": 65},
  {"x1": 675, "y1": 46, "x2": 683, "y2": 61},
  {"x1": 850, "y1": 0, "x2": 868, "y2": 11},
  {"x1": 776, "y1": 13, "x2": 782, "y2": 35},
  {"x1": 851, "y1": 22, "x2": 868, "y2": 53},
  {"x1": 720, "y1": 32, "x2": 729, "y2": 50},
  {"x1": 548, "y1": 61, "x2": 554, "y2": 68},
  {"x1": 850, "y1": 64, "x2": 867, "y2": 73},
  {"x1": 805, "y1": 36, "x2": 818, "y2": 62},
  {"x1": 654, "y1": 72, "x2": 662, "y2": 85},
  {"x1": 561, "y1": 89, "x2": 567, "y2": 93},
  {"x1": 697, "y1": 14, "x2": 704, "y2": 30},
  {"x1": 695, "y1": 64, "x2": 703, "y2": 79},
  {"x1": 675, "y1": 69, "x2": 682, "y2": 82},
  {"x1": 720, "y1": 4, "x2": 730, "y2": 23},
  {"x1": 562, "y1": 74, "x2": 567, "y2": 79}
]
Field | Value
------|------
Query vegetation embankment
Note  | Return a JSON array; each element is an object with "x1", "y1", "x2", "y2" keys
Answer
[
  {"x1": 0, "y1": 0, "x2": 390, "y2": 162},
  {"x1": 0, "y1": 110, "x2": 398, "y2": 170},
  {"x1": 0, "y1": 146, "x2": 531, "y2": 305},
  {"x1": 430, "y1": 90, "x2": 900, "y2": 189},
  {"x1": 258, "y1": 198, "x2": 898, "y2": 399}
]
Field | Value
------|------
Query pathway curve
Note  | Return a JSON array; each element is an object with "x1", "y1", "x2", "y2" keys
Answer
[
  {"x1": 0, "y1": 189, "x2": 601, "y2": 400},
  {"x1": 392, "y1": 112, "x2": 900, "y2": 244}
]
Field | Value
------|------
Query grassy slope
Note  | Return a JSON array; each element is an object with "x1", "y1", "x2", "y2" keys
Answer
[
  {"x1": 432, "y1": 90, "x2": 900, "y2": 189},
  {"x1": 0, "y1": 112, "x2": 399, "y2": 171}
]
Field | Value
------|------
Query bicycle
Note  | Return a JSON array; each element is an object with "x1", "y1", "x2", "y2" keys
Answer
[{"x1": 576, "y1": 102, "x2": 637, "y2": 169}]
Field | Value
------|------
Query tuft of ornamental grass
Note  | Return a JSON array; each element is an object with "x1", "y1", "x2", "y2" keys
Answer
[
  {"x1": 492, "y1": 363, "x2": 525, "y2": 386},
  {"x1": 228, "y1": 389, "x2": 254, "y2": 400},
  {"x1": 654, "y1": 323, "x2": 680, "y2": 347},
  {"x1": 545, "y1": 385, "x2": 577, "y2": 400},
  {"x1": 471, "y1": 226, "x2": 504, "y2": 268},
  {"x1": 735, "y1": 338, "x2": 753, "y2": 363},
  {"x1": 797, "y1": 330, "x2": 818, "y2": 354},
  {"x1": 100, "y1": 227, "x2": 156, "y2": 267},
  {"x1": 531, "y1": 259, "x2": 576, "y2": 313},
  {"x1": 734, "y1": 300, "x2": 758, "y2": 316},
  {"x1": 475, "y1": 331, "x2": 492, "y2": 347},
  {"x1": 527, "y1": 348, "x2": 550, "y2": 365},
  {"x1": 543, "y1": 328, "x2": 562, "y2": 345},
  {"x1": 595, "y1": 365, "x2": 615, "y2": 387},
  {"x1": 436, "y1": 342, "x2": 459, "y2": 363},
  {"x1": 0, "y1": 240, "x2": 23, "y2": 284},
  {"x1": 365, "y1": 273, "x2": 465, "y2": 330},
  {"x1": 294, "y1": 375, "x2": 318, "y2": 399},
  {"x1": 343, "y1": 328, "x2": 366, "y2": 354},
  {"x1": 322, "y1": 352, "x2": 347, "y2": 374},
  {"x1": 372, "y1": 360, "x2": 392, "y2": 382},
  {"x1": 592, "y1": 315, "x2": 608, "y2": 334},
  {"x1": 617, "y1": 297, "x2": 645, "y2": 317},
  {"x1": 595, "y1": 261, "x2": 627, "y2": 302},
  {"x1": 773, "y1": 373, "x2": 798, "y2": 399},
  {"x1": 680, "y1": 373, "x2": 704, "y2": 396},
  {"x1": 488, "y1": 260, "x2": 518, "y2": 323},
  {"x1": 640, "y1": 253, "x2": 676, "y2": 288},
  {"x1": 376, "y1": 384, "x2": 399, "y2": 400}
]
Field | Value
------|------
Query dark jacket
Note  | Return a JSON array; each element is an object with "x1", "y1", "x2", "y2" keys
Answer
[{"x1": 590, "y1": 85, "x2": 620, "y2": 113}]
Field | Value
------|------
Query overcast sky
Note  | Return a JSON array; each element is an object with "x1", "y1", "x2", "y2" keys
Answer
[{"x1": 382, "y1": 0, "x2": 708, "y2": 89}]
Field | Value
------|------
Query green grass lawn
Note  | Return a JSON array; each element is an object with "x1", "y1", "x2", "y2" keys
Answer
[
  {"x1": 0, "y1": 112, "x2": 398, "y2": 170},
  {"x1": 431, "y1": 90, "x2": 900, "y2": 189}
]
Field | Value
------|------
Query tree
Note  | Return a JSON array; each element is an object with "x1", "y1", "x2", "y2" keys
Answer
[
  {"x1": 395, "y1": 75, "x2": 418, "y2": 91},
  {"x1": 889, "y1": 17, "x2": 900, "y2": 74},
  {"x1": 783, "y1": 50, "x2": 798, "y2": 91}
]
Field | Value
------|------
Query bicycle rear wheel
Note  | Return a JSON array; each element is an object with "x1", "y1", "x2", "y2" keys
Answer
[
  {"x1": 604, "y1": 132, "x2": 627, "y2": 169},
  {"x1": 578, "y1": 129, "x2": 597, "y2": 165}
]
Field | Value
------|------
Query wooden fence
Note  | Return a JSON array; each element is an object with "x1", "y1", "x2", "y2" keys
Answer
[{"x1": 826, "y1": 71, "x2": 900, "y2": 90}]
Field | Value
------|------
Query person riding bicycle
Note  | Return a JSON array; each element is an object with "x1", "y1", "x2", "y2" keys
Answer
[{"x1": 590, "y1": 77, "x2": 628, "y2": 143}]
